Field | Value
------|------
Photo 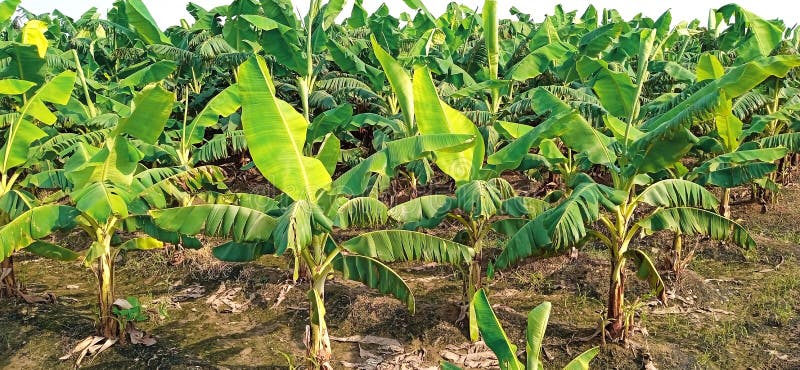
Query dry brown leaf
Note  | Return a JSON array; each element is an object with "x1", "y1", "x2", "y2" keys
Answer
[
  {"x1": 206, "y1": 284, "x2": 252, "y2": 313},
  {"x1": 19, "y1": 291, "x2": 56, "y2": 304},
  {"x1": 766, "y1": 349, "x2": 790, "y2": 360},
  {"x1": 331, "y1": 335, "x2": 403, "y2": 353},
  {"x1": 59, "y1": 336, "x2": 116, "y2": 367},
  {"x1": 172, "y1": 284, "x2": 206, "y2": 302},
  {"x1": 642, "y1": 353, "x2": 659, "y2": 370},
  {"x1": 271, "y1": 283, "x2": 293, "y2": 308},
  {"x1": 239, "y1": 347, "x2": 253, "y2": 356},
  {"x1": 59, "y1": 336, "x2": 99, "y2": 360},
  {"x1": 359, "y1": 345, "x2": 382, "y2": 360},
  {"x1": 127, "y1": 324, "x2": 157, "y2": 346}
]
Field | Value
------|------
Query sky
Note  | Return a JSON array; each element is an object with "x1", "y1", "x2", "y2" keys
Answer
[{"x1": 21, "y1": 0, "x2": 800, "y2": 28}]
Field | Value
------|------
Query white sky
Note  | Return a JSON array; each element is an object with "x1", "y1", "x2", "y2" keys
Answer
[{"x1": 21, "y1": 0, "x2": 800, "y2": 28}]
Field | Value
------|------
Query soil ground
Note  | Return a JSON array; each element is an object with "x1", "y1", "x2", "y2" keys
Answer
[{"x1": 2, "y1": 183, "x2": 800, "y2": 369}]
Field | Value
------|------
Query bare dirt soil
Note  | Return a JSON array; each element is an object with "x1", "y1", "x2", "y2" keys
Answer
[{"x1": 2, "y1": 185, "x2": 800, "y2": 369}]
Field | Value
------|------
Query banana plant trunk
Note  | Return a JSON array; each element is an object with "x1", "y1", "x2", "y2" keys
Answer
[
  {"x1": 672, "y1": 232, "x2": 683, "y2": 274},
  {"x1": 465, "y1": 232, "x2": 484, "y2": 342},
  {"x1": 0, "y1": 213, "x2": 15, "y2": 298},
  {"x1": 0, "y1": 256, "x2": 16, "y2": 298},
  {"x1": 720, "y1": 188, "x2": 732, "y2": 219},
  {"x1": 307, "y1": 271, "x2": 332, "y2": 370},
  {"x1": 606, "y1": 255, "x2": 627, "y2": 341},
  {"x1": 467, "y1": 257, "x2": 482, "y2": 341},
  {"x1": 467, "y1": 260, "x2": 482, "y2": 297},
  {"x1": 95, "y1": 249, "x2": 119, "y2": 340}
]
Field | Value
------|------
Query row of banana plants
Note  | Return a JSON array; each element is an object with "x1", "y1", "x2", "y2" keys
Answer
[{"x1": 1, "y1": 0, "x2": 800, "y2": 368}]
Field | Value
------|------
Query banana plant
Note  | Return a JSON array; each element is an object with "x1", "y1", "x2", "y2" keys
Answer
[
  {"x1": 731, "y1": 67, "x2": 800, "y2": 201},
  {"x1": 493, "y1": 55, "x2": 800, "y2": 341},
  {"x1": 362, "y1": 35, "x2": 436, "y2": 195},
  {"x1": 389, "y1": 178, "x2": 546, "y2": 341},
  {"x1": 242, "y1": 0, "x2": 349, "y2": 124},
  {"x1": 444, "y1": 0, "x2": 506, "y2": 117},
  {"x1": 409, "y1": 61, "x2": 621, "y2": 340},
  {"x1": 441, "y1": 290, "x2": 599, "y2": 370},
  {"x1": 0, "y1": 20, "x2": 77, "y2": 298},
  {"x1": 688, "y1": 94, "x2": 789, "y2": 218},
  {"x1": 0, "y1": 73, "x2": 77, "y2": 296},
  {"x1": 151, "y1": 55, "x2": 477, "y2": 369},
  {"x1": 14, "y1": 84, "x2": 190, "y2": 341},
  {"x1": 64, "y1": 86, "x2": 172, "y2": 340},
  {"x1": 716, "y1": 4, "x2": 785, "y2": 64}
]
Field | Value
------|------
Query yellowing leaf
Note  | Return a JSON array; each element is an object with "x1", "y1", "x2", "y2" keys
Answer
[{"x1": 21, "y1": 20, "x2": 48, "y2": 58}]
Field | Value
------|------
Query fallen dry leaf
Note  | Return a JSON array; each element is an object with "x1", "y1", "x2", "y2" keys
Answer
[
  {"x1": 440, "y1": 341, "x2": 498, "y2": 368},
  {"x1": 19, "y1": 291, "x2": 56, "y2": 304},
  {"x1": 331, "y1": 335, "x2": 403, "y2": 353},
  {"x1": 766, "y1": 349, "x2": 790, "y2": 360},
  {"x1": 172, "y1": 284, "x2": 206, "y2": 302},
  {"x1": 127, "y1": 324, "x2": 157, "y2": 346},
  {"x1": 206, "y1": 283, "x2": 253, "y2": 313},
  {"x1": 271, "y1": 282, "x2": 293, "y2": 308},
  {"x1": 59, "y1": 336, "x2": 116, "y2": 367}
]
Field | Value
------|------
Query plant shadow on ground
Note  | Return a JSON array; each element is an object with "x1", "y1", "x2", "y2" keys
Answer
[{"x1": 3, "y1": 185, "x2": 800, "y2": 369}]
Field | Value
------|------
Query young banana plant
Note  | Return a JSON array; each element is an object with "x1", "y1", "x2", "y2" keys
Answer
[
  {"x1": 366, "y1": 35, "x2": 440, "y2": 194},
  {"x1": 672, "y1": 54, "x2": 792, "y2": 219},
  {"x1": 493, "y1": 55, "x2": 800, "y2": 341},
  {"x1": 441, "y1": 290, "x2": 598, "y2": 370},
  {"x1": 389, "y1": 178, "x2": 546, "y2": 341},
  {"x1": 151, "y1": 55, "x2": 478, "y2": 369}
]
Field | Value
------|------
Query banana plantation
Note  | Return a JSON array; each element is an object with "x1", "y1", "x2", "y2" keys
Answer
[{"x1": 2, "y1": 0, "x2": 800, "y2": 368}]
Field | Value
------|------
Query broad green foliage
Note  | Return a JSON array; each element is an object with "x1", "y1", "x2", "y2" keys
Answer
[
  {"x1": 151, "y1": 205, "x2": 277, "y2": 242},
  {"x1": 124, "y1": 0, "x2": 172, "y2": 45},
  {"x1": 0, "y1": 205, "x2": 80, "y2": 261},
  {"x1": 1, "y1": 71, "x2": 76, "y2": 174},
  {"x1": 333, "y1": 252, "x2": 415, "y2": 311},
  {"x1": 115, "y1": 85, "x2": 173, "y2": 144},
  {"x1": 637, "y1": 207, "x2": 756, "y2": 249},
  {"x1": 329, "y1": 134, "x2": 475, "y2": 195},
  {"x1": 342, "y1": 230, "x2": 473, "y2": 265},
  {"x1": 413, "y1": 67, "x2": 484, "y2": 183},
  {"x1": 0, "y1": 0, "x2": 20, "y2": 22},
  {"x1": 371, "y1": 35, "x2": 414, "y2": 127},
  {"x1": 2, "y1": 0, "x2": 800, "y2": 366},
  {"x1": 239, "y1": 55, "x2": 332, "y2": 201}
]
